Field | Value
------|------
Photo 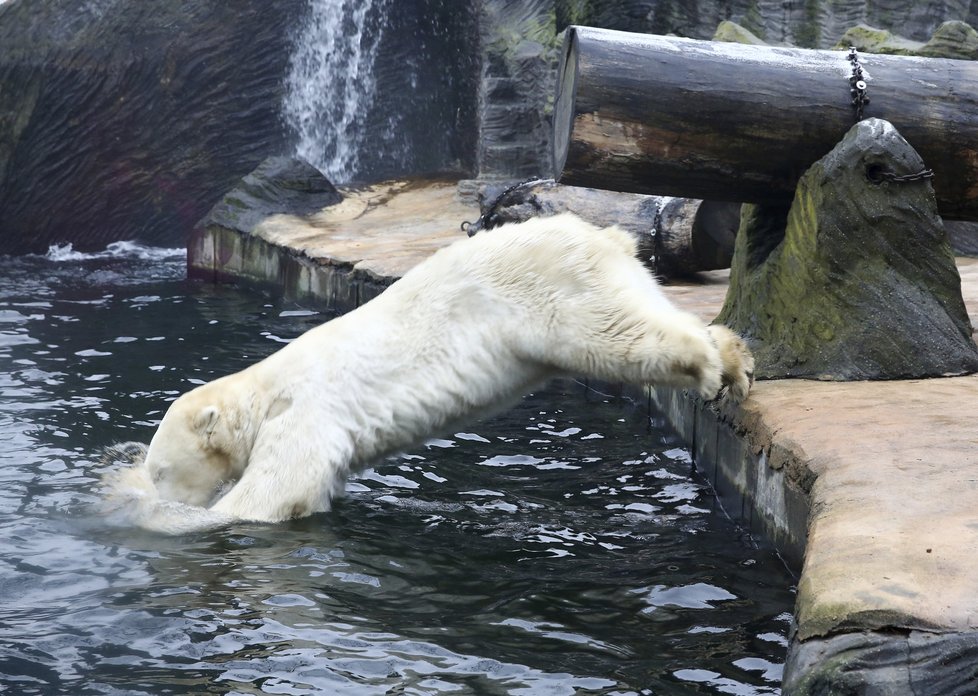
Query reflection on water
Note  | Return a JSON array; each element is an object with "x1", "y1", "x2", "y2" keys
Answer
[{"x1": 0, "y1": 245, "x2": 795, "y2": 695}]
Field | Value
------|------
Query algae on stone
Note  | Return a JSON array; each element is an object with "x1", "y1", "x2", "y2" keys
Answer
[
  {"x1": 919, "y1": 20, "x2": 978, "y2": 59},
  {"x1": 833, "y1": 23, "x2": 924, "y2": 54},
  {"x1": 717, "y1": 118, "x2": 978, "y2": 380},
  {"x1": 834, "y1": 19, "x2": 978, "y2": 59},
  {"x1": 713, "y1": 20, "x2": 768, "y2": 46}
]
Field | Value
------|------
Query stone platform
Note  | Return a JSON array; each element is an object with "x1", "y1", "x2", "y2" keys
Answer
[{"x1": 189, "y1": 180, "x2": 978, "y2": 695}]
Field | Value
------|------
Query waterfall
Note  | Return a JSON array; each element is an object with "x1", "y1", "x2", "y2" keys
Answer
[{"x1": 283, "y1": 0, "x2": 388, "y2": 183}]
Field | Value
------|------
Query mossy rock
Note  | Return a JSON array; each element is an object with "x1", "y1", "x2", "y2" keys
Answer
[
  {"x1": 833, "y1": 24, "x2": 923, "y2": 54},
  {"x1": 713, "y1": 20, "x2": 767, "y2": 46},
  {"x1": 919, "y1": 20, "x2": 978, "y2": 60},
  {"x1": 717, "y1": 118, "x2": 978, "y2": 380},
  {"x1": 834, "y1": 20, "x2": 978, "y2": 60}
]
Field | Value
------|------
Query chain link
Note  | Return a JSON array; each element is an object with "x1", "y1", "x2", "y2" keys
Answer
[
  {"x1": 867, "y1": 166, "x2": 935, "y2": 184},
  {"x1": 649, "y1": 198, "x2": 662, "y2": 276},
  {"x1": 847, "y1": 47, "x2": 870, "y2": 122}
]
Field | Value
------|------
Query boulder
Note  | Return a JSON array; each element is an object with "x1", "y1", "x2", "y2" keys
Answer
[
  {"x1": 920, "y1": 20, "x2": 978, "y2": 59},
  {"x1": 197, "y1": 157, "x2": 342, "y2": 237},
  {"x1": 717, "y1": 118, "x2": 978, "y2": 380}
]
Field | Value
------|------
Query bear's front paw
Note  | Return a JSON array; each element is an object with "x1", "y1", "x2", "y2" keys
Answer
[{"x1": 706, "y1": 325, "x2": 754, "y2": 403}]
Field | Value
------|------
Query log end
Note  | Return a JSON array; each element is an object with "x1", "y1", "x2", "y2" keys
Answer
[{"x1": 552, "y1": 27, "x2": 579, "y2": 181}]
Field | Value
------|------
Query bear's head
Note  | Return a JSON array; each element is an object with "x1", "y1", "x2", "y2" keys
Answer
[{"x1": 142, "y1": 378, "x2": 255, "y2": 508}]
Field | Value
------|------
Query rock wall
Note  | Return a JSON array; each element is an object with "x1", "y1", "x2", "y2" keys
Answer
[
  {"x1": 2, "y1": 0, "x2": 976, "y2": 253},
  {"x1": 0, "y1": 0, "x2": 303, "y2": 255},
  {"x1": 476, "y1": 0, "x2": 559, "y2": 179},
  {"x1": 0, "y1": 0, "x2": 483, "y2": 253}
]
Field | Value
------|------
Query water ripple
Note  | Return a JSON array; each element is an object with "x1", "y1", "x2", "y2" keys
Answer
[{"x1": 0, "y1": 250, "x2": 796, "y2": 695}]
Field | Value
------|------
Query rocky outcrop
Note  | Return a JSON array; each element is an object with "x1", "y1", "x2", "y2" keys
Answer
[
  {"x1": 717, "y1": 118, "x2": 978, "y2": 380},
  {"x1": 0, "y1": 0, "x2": 307, "y2": 255},
  {"x1": 197, "y1": 156, "x2": 342, "y2": 238}
]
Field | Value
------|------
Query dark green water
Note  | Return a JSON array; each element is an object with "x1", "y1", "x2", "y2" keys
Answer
[{"x1": 0, "y1": 244, "x2": 794, "y2": 695}]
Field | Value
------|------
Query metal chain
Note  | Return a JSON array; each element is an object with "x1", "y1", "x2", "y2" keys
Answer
[
  {"x1": 649, "y1": 198, "x2": 662, "y2": 276},
  {"x1": 867, "y1": 166, "x2": 935, "y2": 184},
  {"x1": 847, "y1": 47, "x2": 870, "y2": 122},
  {"x1": 460, "y1": 178, "x2": 549, "y2": 236}
]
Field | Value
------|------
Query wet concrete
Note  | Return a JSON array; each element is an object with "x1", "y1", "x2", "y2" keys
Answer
[{"x1": 189, "y1": 181, "x2": 978, "y2": 694}]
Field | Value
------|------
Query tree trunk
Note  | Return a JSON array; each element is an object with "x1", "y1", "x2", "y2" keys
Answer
[
  {"x1": 466, "y1": 179, "x2": 739, "y2": 277},
  {"x1": 554, "y1": 26, "x2": 978, "y2": 221}
]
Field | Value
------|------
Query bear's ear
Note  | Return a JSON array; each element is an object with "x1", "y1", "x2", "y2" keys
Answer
[{"x1": 193, "y1": 406, "x2": 221, "y2": 438}]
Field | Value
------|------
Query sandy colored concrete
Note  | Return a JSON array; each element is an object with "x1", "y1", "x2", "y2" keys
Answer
[{"x1": 249, "y1": 179, "x2": 477, "y2": 280}]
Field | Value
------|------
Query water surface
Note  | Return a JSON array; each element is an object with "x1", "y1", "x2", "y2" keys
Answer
[{"x1": 0, "y1": 245, "x2": 794, "y2": 695}]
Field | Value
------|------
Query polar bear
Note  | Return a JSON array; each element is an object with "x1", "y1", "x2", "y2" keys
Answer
[{"x1": 103, "y1": 213, "x2": 752, "y2": 532}]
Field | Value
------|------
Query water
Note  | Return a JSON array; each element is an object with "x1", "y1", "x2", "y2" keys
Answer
[
  {"x1": 0, "y1": 246, "x2": 795, "y2": 695},
  {"x1": 283, "y1": 0, "x2": 389, "y2": 183}
]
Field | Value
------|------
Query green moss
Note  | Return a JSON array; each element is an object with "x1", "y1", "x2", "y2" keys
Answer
[
  {"x1": 713, "y1": 20, "x2": 767, "y2": 45},
  {"x1": 833, "y1": 24, "x2": 922, "y2": 54}
]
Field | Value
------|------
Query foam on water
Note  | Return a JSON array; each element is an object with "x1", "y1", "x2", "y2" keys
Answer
[{"x1": 44, "y1": 241, "x2": 186, "y2": 262}]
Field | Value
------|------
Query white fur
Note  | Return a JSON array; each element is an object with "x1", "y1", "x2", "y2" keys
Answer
[{"x1": 104, "y1": 213, "x2": 753, "y2": 531}]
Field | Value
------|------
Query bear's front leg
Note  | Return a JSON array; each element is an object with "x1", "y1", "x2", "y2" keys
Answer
[{"x1": 706, "y1": 324, "x2": 755, "y2": 401}]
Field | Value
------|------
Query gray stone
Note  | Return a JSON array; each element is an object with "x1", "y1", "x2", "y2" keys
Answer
[
  {"x1": 717, "y1": 118, "x2": 978, "y2": 380},
  {"x1": 197, "y1": 156, "x2": 342, "y2": 236},
  {"x1": 784, "y1": 630, "x2": 978, "y2": 696}
]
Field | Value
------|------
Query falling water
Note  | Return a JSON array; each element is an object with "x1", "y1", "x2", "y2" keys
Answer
[{"x1": 283, "y1": 0, "x2": 388, "y2": 183}]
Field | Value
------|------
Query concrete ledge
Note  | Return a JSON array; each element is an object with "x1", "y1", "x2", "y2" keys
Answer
[
  {"x1": 649, "y1": 386, "x2": 811, "y2": 568},
  {"x1": 189, "y1": 179, "x2": 474, "y2": 312}
]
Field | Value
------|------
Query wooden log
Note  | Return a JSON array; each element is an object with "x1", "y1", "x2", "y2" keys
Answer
[
  {"x1": 464, "y1": 179, "x2": 739, "y2": 277},
  {"x1": 554, "y1": 26, "x2": 978, "y2": 221}
]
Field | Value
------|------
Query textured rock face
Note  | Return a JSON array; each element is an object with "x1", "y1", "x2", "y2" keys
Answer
[
  {"x1": 717, "y1": 118, "x2": 978, "y2": 380},
  {"x1": 0, "y1": 0, "x2": 305, "y2": 255},
  {"x1": 476, "y1": 0, "x2": 559, "y2": 179},
  {"x1": 197, "y1": 157, "x2": 342, "y2": 237},
  {"x1": 557, "y1": 0, "x2": 978, "y2": 47}
]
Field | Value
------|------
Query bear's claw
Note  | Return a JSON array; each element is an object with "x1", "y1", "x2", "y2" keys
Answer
[{"x1": 706, "y1": 325, "x2": 755, "y2": 403}]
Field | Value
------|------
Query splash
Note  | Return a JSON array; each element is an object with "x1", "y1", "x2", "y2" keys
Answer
[
  {"x1": 45, "y1": 241, "x2": 186, "y2": 262},
  {"x1": 98, "y1": 442, "x2": 236, "y2": 535},
  {"x1": 283, "y1": 0, "x2": 389, "y2": 183}
]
